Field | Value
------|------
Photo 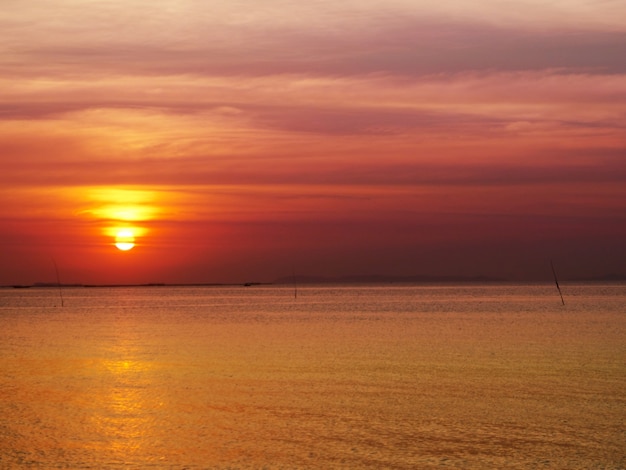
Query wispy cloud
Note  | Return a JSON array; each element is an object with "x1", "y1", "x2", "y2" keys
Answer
[{"x1": 1, "y1": 0, "x2": 625, "y2": 283}]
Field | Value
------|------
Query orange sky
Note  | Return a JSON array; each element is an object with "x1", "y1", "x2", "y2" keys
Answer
[{"x1": 1, "y1": 0, "x2": 625, "y2": 285}]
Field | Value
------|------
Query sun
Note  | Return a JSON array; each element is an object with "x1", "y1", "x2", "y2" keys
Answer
[{"x1": 114, "y1": 229, "x2": 135, "y2": 251}]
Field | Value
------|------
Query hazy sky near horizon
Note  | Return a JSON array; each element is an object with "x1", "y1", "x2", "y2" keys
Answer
[{"x1": 1, "y1": 0, "x2": 625, "y2": 284}]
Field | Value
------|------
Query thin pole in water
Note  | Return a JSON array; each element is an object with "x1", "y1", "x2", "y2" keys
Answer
[
  {"x1": 51, "y1": 256, "x2": 64, "y2": 307},
  {"x1": 550, "y1": 260, "x2": 565, "y2": 306}
]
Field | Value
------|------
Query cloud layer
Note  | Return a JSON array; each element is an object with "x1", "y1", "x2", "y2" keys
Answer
[{"x1": 1, "y1": 0, "x2": 625, "y2": 283}]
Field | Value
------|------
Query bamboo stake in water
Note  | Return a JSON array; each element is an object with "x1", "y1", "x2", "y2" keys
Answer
[
  {"x1": 51, "y1": 256, "x2": 64, "y2": 307},
  {"x1": 550, "y1": 260, "x2": 565, "y2": 306}
]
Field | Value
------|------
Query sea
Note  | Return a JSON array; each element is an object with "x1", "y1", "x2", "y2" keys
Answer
[{"x1": 0, "y1": 283, "x2": 624, "y2": 469}]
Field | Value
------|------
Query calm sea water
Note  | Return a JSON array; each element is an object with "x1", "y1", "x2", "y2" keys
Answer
[{"x1": 0, "y1": 283, "x2": 624, "y2": 469}]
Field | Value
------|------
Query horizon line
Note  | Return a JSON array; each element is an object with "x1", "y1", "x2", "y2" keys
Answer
[{"x1": 3, "y1": 273, "x2": 625, "y2": 289}]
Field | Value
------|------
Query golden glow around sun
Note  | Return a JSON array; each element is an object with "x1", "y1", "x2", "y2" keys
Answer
[
  {"x1": 86, "y1": 188, "x2": 159, "y2": 221},
  {"x1": 82, "y1": 187, "x2": 156, "y2": 250},
  {"x1": 115, "y1": 229, "x2": 135, "y2": 251}
]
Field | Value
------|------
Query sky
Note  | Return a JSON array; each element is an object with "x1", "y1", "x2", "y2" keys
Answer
[{"x1": 1, "y1": 0, "x2": 625, "y2": 285}]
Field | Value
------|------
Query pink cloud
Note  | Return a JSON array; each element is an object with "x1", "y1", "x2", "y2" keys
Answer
[{"x1": 1, "y1": 0, "x2": 625, "y2": 284}]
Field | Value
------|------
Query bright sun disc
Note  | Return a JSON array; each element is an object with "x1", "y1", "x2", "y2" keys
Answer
[{"x1": 115, "y1": 229, "x2": 135, "y2": 251}]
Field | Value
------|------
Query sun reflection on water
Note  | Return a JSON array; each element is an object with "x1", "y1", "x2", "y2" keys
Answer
[
  {"x1": 103, "y1": 358, "x2": 148, "y2": 375},
  {"x1": 89, "y1": 332, "x2": 164, "y2": 462}
]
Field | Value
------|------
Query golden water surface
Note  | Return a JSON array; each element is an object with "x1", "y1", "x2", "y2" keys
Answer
[{"x1": 0, "y1": 284, "x2": 624, "y2": 468}]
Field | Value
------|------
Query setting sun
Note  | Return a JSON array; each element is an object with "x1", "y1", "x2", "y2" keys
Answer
[{"x1": 115, "y1": 229, "x2": 135, "y2": 251}]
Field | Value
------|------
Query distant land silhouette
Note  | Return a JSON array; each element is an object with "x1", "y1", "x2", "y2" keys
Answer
[
  {"x1": 571, "y1": 273, "x2": 626, "y2": 282},
  {"x1": 272, "y1": 273, "x2": 626, "y2": 284},
  {"x1": 3, "y1": 273, "x2": 625, "y2": 289},
  {"x1": 272, "y1": 274, "x2": 507, "y2": 284}
]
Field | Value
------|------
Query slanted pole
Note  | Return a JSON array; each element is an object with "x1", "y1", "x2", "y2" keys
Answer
[
  {"x1": 51, "y1": 256, "x2": 64, "y2": 307},
  {"x1": 550, "y1": 260, "x2": 565, "y2": 306}
]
